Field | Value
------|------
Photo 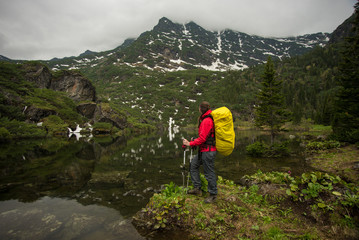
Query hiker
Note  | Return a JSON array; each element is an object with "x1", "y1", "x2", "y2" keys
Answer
[{"x1": 182, "y1": 101, "x2": 217, "y2": 203}]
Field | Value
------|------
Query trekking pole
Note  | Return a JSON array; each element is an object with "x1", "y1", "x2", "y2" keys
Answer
[
  {"x1": 190, "y1": 147, "x2": 193, "y2": 162},
  {"x1": 186, "y1": 147, "x2": 193, "y2": 189},
  {"x1": 181, "y1": 145, "x2": 187, "y2": 169},
  {"x1": 182, "y1": 171, "x2": 185, "y2": 187}
]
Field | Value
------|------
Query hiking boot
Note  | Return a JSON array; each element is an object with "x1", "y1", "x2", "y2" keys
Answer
[
  {"x1": 187, "y1": 188, "x2": 202, "y2": 196},
  {"x1": 204, "y1": 194, "x2": 217, "y2": 203}
]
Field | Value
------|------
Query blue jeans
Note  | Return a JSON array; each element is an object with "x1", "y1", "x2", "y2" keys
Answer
[{"x1": 190, "y1": 151, "x2": 217, "y2": 195}]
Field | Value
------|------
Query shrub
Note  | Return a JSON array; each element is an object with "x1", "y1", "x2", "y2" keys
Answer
[
  {"x1": 0, "y1": 127, "x2": 10, "y2": 140},
  {"x1": 0, "y1": 118, "x2": 46, "y2": 138},
  {"x1": 43, "y1": 115, "x2": 68, "y2": 135},
  {"x1": 200, "y1": 174, "x2": 208, "y2": 193},
  {"x1": 246, "y1": 141, "x2": 290, "y2": 157},
  {"x1": 93, "y1": 122, "x2": 113, "y2": 135},
  {"x1": 269, "y1": 141, "x2": 290, "y2": 157},
  {"x1": 145, "y1": 182, "x2": 188, "y2": 230},
  {"x1": 246, "y1": 141, "x2": 266, "y2": 157},
  {"x1": 161, "y1": 181, "x2": 186, "y2": 198},
  {"x1": 245, "y1": 169, "x2": 294, "y2": 185},
  {"x1": 305, "y1": 140, "x2": 341, "y2": 152},
  {"x1": 93, "y1": 122, "x2": 112, "y2": 130}
]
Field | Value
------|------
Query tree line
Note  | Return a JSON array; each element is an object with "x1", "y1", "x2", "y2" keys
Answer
[{"x1": 242, "y1": 2, "x2": 359, "y2": 143}]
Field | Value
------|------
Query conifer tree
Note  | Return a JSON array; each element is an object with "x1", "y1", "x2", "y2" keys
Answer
[
  {"x1": 332, "y1": 2, "x2": 359, "y2": 143},
  {"x1": 254, "y1": 56, "x2": 291, "y2": 142}
]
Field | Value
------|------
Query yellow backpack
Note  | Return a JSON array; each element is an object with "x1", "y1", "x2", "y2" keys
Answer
[{"x1": 210, "y1": 107, "x2": 235, "y2": 156}]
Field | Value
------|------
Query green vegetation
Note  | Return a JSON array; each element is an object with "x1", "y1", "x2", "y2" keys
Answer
[
  {"x1": 0, "y1": 61, "x2": 155, "y2": 139},
  {"x1": 0, "y1": 62, "x2": 33, "y2": 121},
  {"x1": 0, "y1": 118, "x2": 46, "y2": 139},
  {"x1": 26, "y1": 88, "x2": 83, "y2": 123},
  {"x1": 0, "y1": 62, "x2": 85, "y2": 139},
  {"x1": 134, "y1": 170, "x2": 359, "y2": 239},
  {"x1": 145, "y1": 182, "x2": 188, "y2": 230},
  {"x1": 310, "y1": 124, "x2": 332, "y2": 132},
  {"x1": 43, "y1": 115, "x2": 69, "y2": 135},
  {"x1": 309, "y1": 145, "x2": 359, "y2": 183},
  {"x1": 332, "y1": 2, "x2": 359, "y2": 143},
  {"x1": 74, "y1": 39, "x2": 344, "y2": 130},
  {"x1": 246, "y1": 141, "x2": 290, "y2": 157},
  {"x1": 305, "y1": 140, "x2": 341, "y2": 152},
  {"x1": 82, "y1": 63, "x2": 229, "y2": 125},
  {"x1": 93, "y1": 122, "x2": 114, "y2": 135},
  {"x1": 254, "y1": 57, "x2": 291, "y2": 142}
]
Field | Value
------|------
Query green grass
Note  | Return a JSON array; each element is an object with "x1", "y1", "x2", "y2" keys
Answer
[
  {"x1": 134, "y1": 170, "x2": 359, "y2": 239},
  {"x1": 310, "y1": 124, "x2": 332, "y2": 132}
]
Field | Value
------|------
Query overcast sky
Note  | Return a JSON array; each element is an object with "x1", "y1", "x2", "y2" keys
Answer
[{"x1": 0, "y1": 0, "x2": 356, "y2": 60}]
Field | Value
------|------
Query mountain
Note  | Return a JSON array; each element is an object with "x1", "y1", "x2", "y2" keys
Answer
[
  {"x1": 38, "y1": 17, "x2": 349, "y2": 127},
  {"x1": 44, "y1": 17, "x2": 330, "y2": 72},
  {"x1": 79, "y1": 50, "x2": 97, "y2": 57},
  {"x1": 120, "y1": 17, "x2": 329, "y2": 71},
  {"x1": 0, "y1": 55, "x2": 11, "y2": 61},
  {"x1": 329, "y1": 13, "x2": 356, "y2": 44}
]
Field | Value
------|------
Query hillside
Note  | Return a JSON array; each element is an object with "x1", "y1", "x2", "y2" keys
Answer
[{"x1": 0, "y1": 62, "x2": 154, "y2": 140}]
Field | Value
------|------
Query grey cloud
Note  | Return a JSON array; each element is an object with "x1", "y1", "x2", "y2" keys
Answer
[{"x1": 0, "y1": 0, "x2": 356, "y2": 60}]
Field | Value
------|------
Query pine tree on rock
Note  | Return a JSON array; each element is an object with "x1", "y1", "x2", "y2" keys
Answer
[
  {"x1": 332, "y1": 2, "x2": 359, "y2": 143},
  {"x1": 254, "y1": 56, "x2": 291, "y2": 143}
]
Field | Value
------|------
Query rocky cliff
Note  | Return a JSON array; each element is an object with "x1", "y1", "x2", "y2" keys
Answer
[{"x1": 22, "y1": 63, "x2": 96, "y2": 102}]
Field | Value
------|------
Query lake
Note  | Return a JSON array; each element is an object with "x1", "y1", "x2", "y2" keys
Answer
[{"x1": 0, "y1": 128, "x2": 311, "y2": 239}]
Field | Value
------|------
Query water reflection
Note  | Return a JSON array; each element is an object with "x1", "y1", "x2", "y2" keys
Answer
[
  {"x1": 0, "y1": 197, "x2": 144, "y2": 240},
  {"x1": 0, "y1": 130, "x2": 310, "y2": 239},
  {"x1": 168, "y1": 117, "x2": 180, "y2": 142},
  {"x1": 215, "y1": 130, "x2": 309, "y2": 180}
]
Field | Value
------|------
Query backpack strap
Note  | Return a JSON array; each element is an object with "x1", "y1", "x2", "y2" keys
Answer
[{"x1": 202, "y1": 114, "x2": 216, "y2": 147}]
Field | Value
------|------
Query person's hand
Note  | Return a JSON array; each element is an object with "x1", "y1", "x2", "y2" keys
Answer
[{"x1": 182, "y1": 138, "x2": 190, "y2": 147}]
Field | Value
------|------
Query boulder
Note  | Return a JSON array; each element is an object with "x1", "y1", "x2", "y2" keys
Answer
[{"x1": 24, "y1": 106, "x2": 57, "y2": 122}]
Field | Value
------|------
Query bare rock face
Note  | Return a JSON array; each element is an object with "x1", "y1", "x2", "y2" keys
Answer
[
  {"x1": 21, "y1": 63, "x2": 96, "y2": 103},
  {"x1": 22, "y1": 63, "x2": 52, "y2": 89},
  {"x1": 50, "y1": 71, "x2": 96, "y2": 102},
  {"x1": 18, "y1": 63, "x2": 129, "y2": 130}
]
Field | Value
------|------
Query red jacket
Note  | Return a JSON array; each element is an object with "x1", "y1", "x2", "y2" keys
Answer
[{"x1": 190, "y1": 110, "x2": 217, "y2": 152}]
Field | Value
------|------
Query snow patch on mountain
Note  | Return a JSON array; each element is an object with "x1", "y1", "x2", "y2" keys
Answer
[{"x1": 46, "y1": 18, "x2": 330, "y2": 73}]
